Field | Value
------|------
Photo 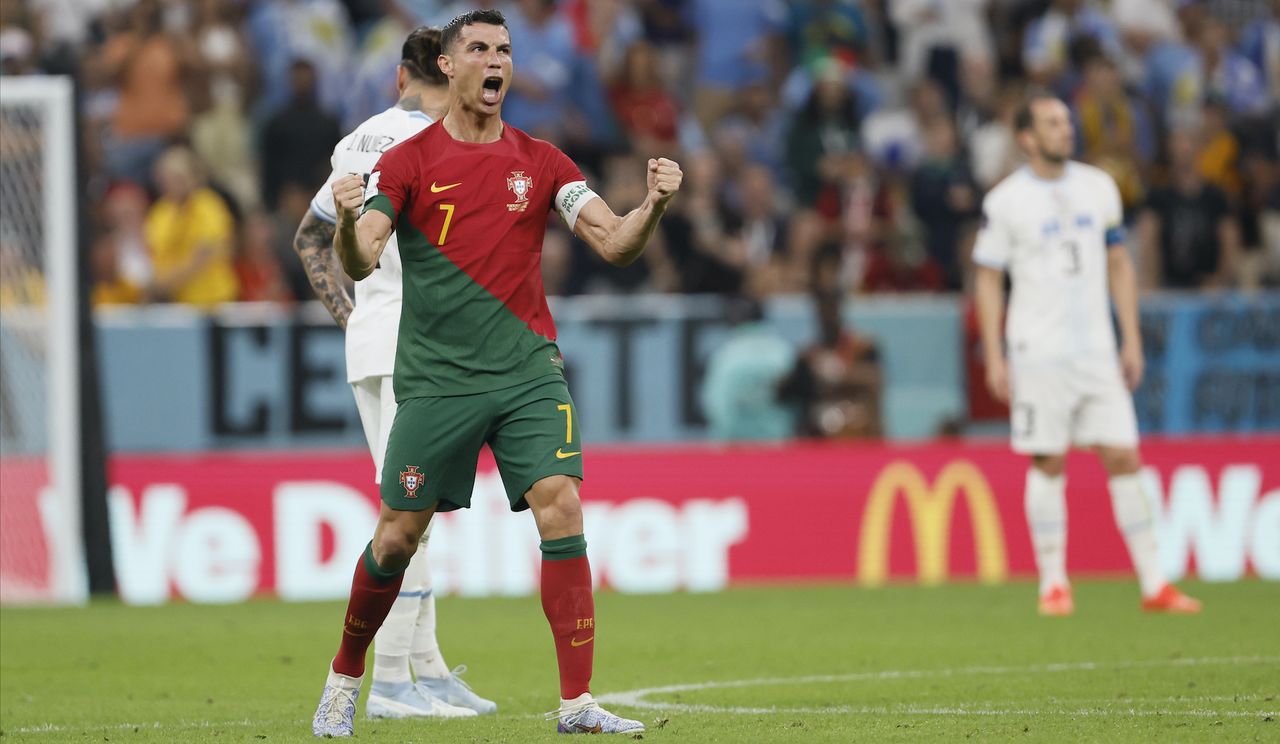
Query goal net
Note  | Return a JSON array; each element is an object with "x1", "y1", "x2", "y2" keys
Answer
[{"x1": 0, "y1": 76, "x2": 86, "y2": 604}]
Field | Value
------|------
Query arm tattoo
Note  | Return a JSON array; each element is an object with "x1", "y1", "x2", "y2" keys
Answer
[{"x1": 293, "y1": 210, "x2": 354, "y2": 329}]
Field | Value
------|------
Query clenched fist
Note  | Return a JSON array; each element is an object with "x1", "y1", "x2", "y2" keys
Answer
[
  {"x1": 647, "y1": 158, "x2": 683, "y2": 206},
  {"x1": 331, "y1": 174, "x2": 366, "y2": 224}
]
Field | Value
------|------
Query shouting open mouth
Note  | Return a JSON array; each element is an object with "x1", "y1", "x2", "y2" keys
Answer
[{"x1": 481, "y1": 76, "x2": 502, "y2": 105}]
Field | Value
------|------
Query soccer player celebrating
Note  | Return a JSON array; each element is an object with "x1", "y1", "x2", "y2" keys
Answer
[
  {"x1": 294, "y1": 26, "x2": 495, "y2": 722},
  {"x1": 311, "y1": 9, "x2": 682, "y2": 737},
  {"x1": 973, "y1": 93, "x2": 1201, "y2": 617}
]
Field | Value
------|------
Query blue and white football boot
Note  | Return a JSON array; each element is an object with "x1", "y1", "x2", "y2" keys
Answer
[
  {"x1": 366, "y1": 679, "x2": 476, "y2": 719},
  {"x1": 415, "y1": 665, "x2": 498, "y2": 715}
]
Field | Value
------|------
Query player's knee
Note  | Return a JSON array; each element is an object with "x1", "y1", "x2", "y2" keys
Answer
[
  {"x1": 372, "y1": 516, "x2": 422, "y2": 568},
  {"x1": 373, "y1": 529, "x2": 417, "y2": 568},
  {"x1": 1031, "y1": 454, "x2": 1066, "y2": 477},
  {"x1": 1099, "y1": 447, "x2": 1141, "y2": 476}
]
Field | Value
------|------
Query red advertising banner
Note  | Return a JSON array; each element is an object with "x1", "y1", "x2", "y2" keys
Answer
[
  {"x1": 4, "y1": 437, "x2": 1277, "y2": 605},
  {"x1": 0, "y1": 457, "x2": 51, "y2": 602}
]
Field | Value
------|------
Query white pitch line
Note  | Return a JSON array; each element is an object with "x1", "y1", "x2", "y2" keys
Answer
[
  {"x1": 596, "y1": 654, "x2": 1280, "y2": 717},
  {"x1": 10, "y1": 657, "x2": 1275, "y2": 734},
  {"x1": 585, "y1": 703, "x2": 1277, "y2": 718}
]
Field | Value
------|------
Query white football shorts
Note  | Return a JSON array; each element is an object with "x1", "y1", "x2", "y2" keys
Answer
[
  {"x1": 352, "y1": 375, "x2": 397, "y2": 485},
  {"x1": 351, "y1": 375, "x2": 434, "y2": 547},
  {"x1": 1008, "y1": 353, "x2": 1139, "y2": 454}
]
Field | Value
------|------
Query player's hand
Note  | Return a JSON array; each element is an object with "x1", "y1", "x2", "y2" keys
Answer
[
  {"x1": 1120, "y1": 341, "x2": 1144, "y2": 390},
  {"x1": 985, "y1": 356, "x2": 1010, "y2": 404},
  {"x1": 647, "y1": 158, "x2": 683, "y2": 206},
  {"x1": 331, "y1": 174, "x2": 365, "y2": 225}
]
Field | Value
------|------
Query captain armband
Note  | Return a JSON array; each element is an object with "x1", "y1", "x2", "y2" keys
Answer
[
  {"x1": 1105, "y1": 225, "x2": 1127, "y2": 246},
  {"x1": 554, "y1": 181, "x2": 600, "y2": 232}
]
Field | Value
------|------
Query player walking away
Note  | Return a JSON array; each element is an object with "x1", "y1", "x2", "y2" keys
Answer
[
  {"x1": 311, "y1": 9, "x2": 682, "y2": 737},
  {"x1": 973, "y1": 93, "x2": 1201, "y2": 618},
  {"x1": 293, "y1": 26, "x2": 495, "y2": 725}
]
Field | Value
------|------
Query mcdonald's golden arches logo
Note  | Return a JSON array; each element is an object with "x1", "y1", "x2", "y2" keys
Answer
[{"x1": 858, "y1": 460, "x2": 1008, "y2": 586}]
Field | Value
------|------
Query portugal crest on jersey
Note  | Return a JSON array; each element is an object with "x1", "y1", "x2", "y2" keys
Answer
[
  {"x1": 507, "y1": 171, "x2": 533, "y2": 211},
  {"x1": 399, "y1": 465, "x2": 424, "y2": 497}
]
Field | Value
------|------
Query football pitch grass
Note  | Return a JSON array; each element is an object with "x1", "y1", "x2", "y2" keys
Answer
[{"x1": 2, "y1": 581, "x2": 1277, "y2": 743}]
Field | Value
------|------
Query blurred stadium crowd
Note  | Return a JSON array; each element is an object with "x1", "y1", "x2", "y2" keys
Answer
[{"x1": 0, "y1": 0, "x2": 1277, "y2": 309}]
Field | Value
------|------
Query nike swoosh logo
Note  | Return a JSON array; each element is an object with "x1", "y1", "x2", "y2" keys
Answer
[
  {"x1": 556, "y1": 449, "x2": 581, "y2": 460},
  {"x1": 570, "y1": 636, "x2": 594, "y2": 647},
  {"x1": 430, "y1": 181, "x2": 461, "y2": 193}
]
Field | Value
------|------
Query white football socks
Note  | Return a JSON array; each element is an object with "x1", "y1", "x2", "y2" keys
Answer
[
  {"x1": 371, "y1": 544, "x2": 432, "y2": 685},
  {"x1": 1025, "y1": 467, "x2": 1069, "y2": 594},
  {"x1": 371, "y1": 595, "x2": 415, "y2": 685},
  {"x1": 1108, "y1": 472, "x2": 1165, "y2": 598},
  {"x1": 370, "y1": 536, "x2": 450, "y2": 683},
  {"x1": 409, "y1": 564, "x2": 450, "y2": 679}
]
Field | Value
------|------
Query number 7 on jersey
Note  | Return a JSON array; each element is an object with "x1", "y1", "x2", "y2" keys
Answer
[{"x1": 437, "y1": 203, "x2": 455, "y2": 245}]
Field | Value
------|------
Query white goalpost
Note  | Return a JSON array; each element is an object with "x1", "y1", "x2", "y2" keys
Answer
[{"x1": 0, "y1": 76, "x2": 87, "y2": 605}]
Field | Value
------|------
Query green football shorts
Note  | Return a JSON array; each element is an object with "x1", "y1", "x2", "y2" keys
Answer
[{"x1": 379, "y1": 374, "x2": 583, "y2": 512}]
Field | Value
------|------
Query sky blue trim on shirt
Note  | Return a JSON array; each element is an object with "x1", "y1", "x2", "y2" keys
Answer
[
  {"x1": 397, "y1": 590, "x2": 432, "y2": 599},
  {"x1": 407, "y1": 111, "x2": 431, "y2": 121},
  {"x1": 1105, "y1": 225, "x2": 1127, "y2": 247},
  {"x1": 309, "y1": 202, "x2": 337, "y2": 225},
  {"x1": 1018, "y1": 163, "x2": 1075, "y2": 184}
]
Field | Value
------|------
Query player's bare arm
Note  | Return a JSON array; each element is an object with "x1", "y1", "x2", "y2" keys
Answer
[
  {"x1": 1107, "y1": 246, "x2": 1144, "y2": 390},
  {"x1": 572, "y1": 158, "x2": 683, "y2": 267},
  {"x1": 332, "y1": 173, "x2": 393, "y2": 281},
  {"x1": 974, "y1": 264, "x2": 1009, "y2": 403},
  {"x1": 292, "y1": 210, "x2": 353, "y2": 328}
]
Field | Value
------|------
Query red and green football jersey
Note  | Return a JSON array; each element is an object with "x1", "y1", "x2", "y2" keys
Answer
[{"x1": 364, "y1": 123, "x2": 586, "y2": 399}]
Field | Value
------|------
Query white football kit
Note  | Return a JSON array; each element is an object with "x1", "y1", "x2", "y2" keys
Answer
[
  {"x1": 310, "y1": 105, "x2": 433, "y2": 482},
  {"x1": 972, "y1": 162, "x2": 1139, "y2": 454}
]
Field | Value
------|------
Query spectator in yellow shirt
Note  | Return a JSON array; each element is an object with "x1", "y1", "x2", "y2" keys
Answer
[
  {"x1": 144, "y1": 146, "x2": 239, "y2": 307},
  {"x1": 91, "y1": 235, "x2": 144, "y2": 307},
  {"x1": 91, "y1": 183, "x2": 151, "y2": 309},
  {"x1": 1196, "y1": 99, "x2": 1242, "y2": 201}
]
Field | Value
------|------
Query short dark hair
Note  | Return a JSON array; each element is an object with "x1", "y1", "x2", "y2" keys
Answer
[
  {"x1": 440, "y1": 9, "x2": 508, "y2": 52},
  {"x1": 1014, "y1": 91, "x2": 1061, "y2": 132},
  {"x1": 400, "y1": 26, "x2": 446, "y2": 85}
]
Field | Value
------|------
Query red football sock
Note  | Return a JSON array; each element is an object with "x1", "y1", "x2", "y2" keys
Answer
[
  {"x1": 540, "y1": 535, "x2": 594, "y2": 699},
  {"x1": 331, "y1": 542, "x2": 405, "y2": 678}
]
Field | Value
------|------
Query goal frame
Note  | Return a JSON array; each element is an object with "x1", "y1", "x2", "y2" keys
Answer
[{"x1": 1, "y1": 75, "x2": 86, "y2": 604}]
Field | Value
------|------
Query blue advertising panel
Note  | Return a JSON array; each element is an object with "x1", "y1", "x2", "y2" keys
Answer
[
  {"x1": 1136, "y1": 293, "x2": 1280, "y2": 434},
  {"x1": 93, "y1": 295, "x2": 964, "y2": 452},
  {"x1": 83, "y1": 292, "x2": 1276, "y2": 453}
]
